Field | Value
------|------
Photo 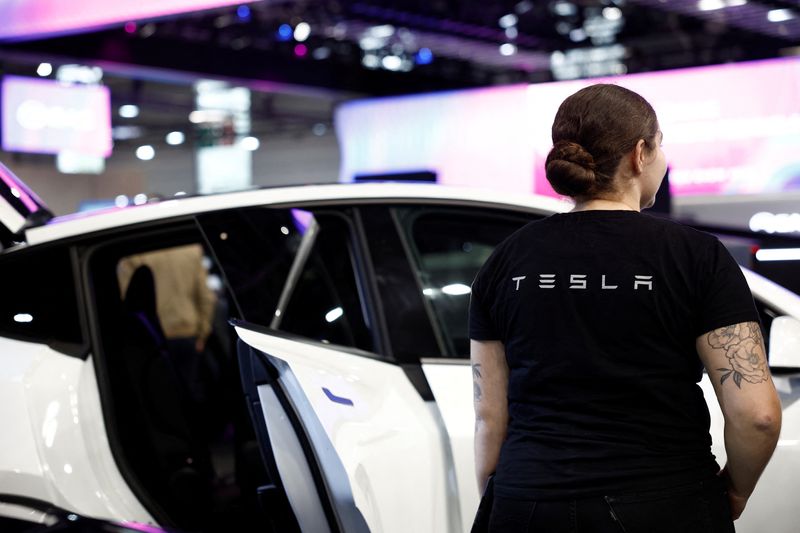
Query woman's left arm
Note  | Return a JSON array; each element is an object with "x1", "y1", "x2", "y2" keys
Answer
[{"x1": 471, "y1": 339, "x2": 509, "y2": 493}]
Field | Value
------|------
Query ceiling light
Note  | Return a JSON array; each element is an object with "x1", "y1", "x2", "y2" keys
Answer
[
  {"x1": 359, "y1": 36, "x2": 384, "y2": 50},
  {"x1": 499, "y1": 43, "x2": 518, "y2": 56},
  {"x1": 313, "y1": 46, "x2": 332, "y2": 60},
  {"x1": 133, "y1": 193, "x2": 148, "y2": 205},
  {"x1": 277, "y1": 24, "x2": 292, "y2": 41},
  {"x1": 14, "y1": 313, "x2": 33, "y2": 323},
  {"x1": 767, "y1": 9, "x2": 794, "y2": 22},
  {"x1": 362, "y1": 54, "x2": 381, "y2": 69},
  {"x1": 499, "y1": 14, "x2": 518, "y2": 28},
  {"x1": 241, "y1": 136, "x2": 260, "y2": 151},
  {"x1": 369, "y1": 25, "x2": 395, "y2": 39},
  {"x1": 189, "y1": 110, "x2": 228, "y2": 123},
  {"x1": 119, "y1": 104, "x2": 139, "y2": 118},
  {"x1": 569, "y1": 28, "x2": 588, "y2": 41},
  {"x1": 36, "y1": 63, "x2": 53, "y2": 77},
  {"x1": 442, "y1": 283, "x2": 472, "y2": 296},
  {"x1": 515, "y1": 1, "x2": 534, "y2": 14},
  {"x1": 312, "y1": 123, "x2": 327, "y2": 136},
  {"x1": 727, "y1": 0, "x2": 747, "y2": 6},
  {"x1": 112, "y1": 125, "x2": 143, "y2": 140},
  {"x1": 755, "y1": 248, "x2": 800, "y2": 261},
  {"x1": 115, "y1": 195, "x2": 129, "y2": 207},
  {"x1": 382, "y1": 55, "x2": 403, "y2": 71},
  {"x1": 415, "y1": 47, "x2": 434, "y2": 65},
  {"x1": 294, "y1": 44, "x2": 308, "y2": 57},
  {"x1": 698, "y1": 0, "x2": 724, "y2": 10},
  {"x1": 505, "y1": 27, "x2": 519, "y2": 39},
  {"x1": 553, "y1": 2, "x2": 578, "y2": 17},
  {"x1": 165, "y1": 131, "x2": 185, "y2": 145},
  {"x1": 294, "y1": 22, "x2": 311, "y2": 42},
  {"x1": 135, "y1": 145, "x2": 155, "y2": 161},
  {"x1": 602, "y1": 7, "x2": 622, "y2": 20}
]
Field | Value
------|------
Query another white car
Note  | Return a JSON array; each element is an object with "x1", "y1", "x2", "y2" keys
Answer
[{"x1": 1, "y1": 161, "x2": 799, "y2": 532}]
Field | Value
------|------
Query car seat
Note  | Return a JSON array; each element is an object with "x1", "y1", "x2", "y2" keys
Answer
[{"x1": 120, "y1": 265, "x2": 214, "y2": 528}]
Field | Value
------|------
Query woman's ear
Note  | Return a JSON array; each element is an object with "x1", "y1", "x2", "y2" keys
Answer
[{"x1": 631, "y1": 139, "x2": 647, "y2": 175}]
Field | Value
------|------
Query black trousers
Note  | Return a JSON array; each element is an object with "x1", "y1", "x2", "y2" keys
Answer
[{"x1": 486, "y1": 477, "x2": 735, "y2": 533}]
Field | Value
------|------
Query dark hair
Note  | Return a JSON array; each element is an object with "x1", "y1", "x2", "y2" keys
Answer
[{"x1": 545, "y1": 84, "x2": 659, "y2": 199}]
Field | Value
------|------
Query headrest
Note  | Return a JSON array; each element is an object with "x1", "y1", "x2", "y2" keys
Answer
[{"x1": 125, "y1": 265, "x2": 157, "y2": 316}]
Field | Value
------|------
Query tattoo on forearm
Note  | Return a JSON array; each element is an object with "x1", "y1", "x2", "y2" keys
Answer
[
  {"x1": 706, "y1": 322, "x2": 769, "y2": 389},
  {"x1": 472, "y1": 363, "x2": 482, "y2": 402}
]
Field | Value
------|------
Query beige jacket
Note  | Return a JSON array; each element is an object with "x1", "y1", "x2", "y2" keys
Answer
[{"x1": 118, "y1": 244, "x2": 217, "y2": 342}]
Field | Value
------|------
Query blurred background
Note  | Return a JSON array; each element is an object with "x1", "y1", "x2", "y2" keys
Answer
[{"x1": 1, "y1": 0, "x2": 799, "y2": 288}]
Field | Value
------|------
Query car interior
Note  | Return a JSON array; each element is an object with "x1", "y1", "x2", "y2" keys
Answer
[{"x1": 86, "y1": 223, "x2": 272, "y2": 532}]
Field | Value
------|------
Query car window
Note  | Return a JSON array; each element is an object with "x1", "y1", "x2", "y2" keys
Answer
[
  {"x1": 197, "y1": 206, "x2": 374, "y2": 353},
  {"x1": 0, "y1": 244, "x2": 84, "y2": 352},
  {"x1": 278, "y1": 212, "x2": 373, "y2": 350},
  {"x1": 397, "y1": 207, "x2": 535, "y2": 357}
]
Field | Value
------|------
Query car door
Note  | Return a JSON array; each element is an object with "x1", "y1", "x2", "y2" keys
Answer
[
  {"x1": 197, "y1": 204, "x2": 462, "y2": 533},
  {"x1": 385, "y1": 205, "x2": 537, "y2": 530}
]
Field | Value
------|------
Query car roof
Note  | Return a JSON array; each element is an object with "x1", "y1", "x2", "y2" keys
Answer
[{"x1": 24, "y1": 183, "x2": 572, "y2": 246}]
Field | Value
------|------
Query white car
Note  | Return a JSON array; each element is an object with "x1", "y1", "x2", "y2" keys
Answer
[{"x1": 1, "y1": 161, "x2": 799, "y2": 533}]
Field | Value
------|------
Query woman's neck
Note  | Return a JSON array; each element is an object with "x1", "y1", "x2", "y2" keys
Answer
[{"x1": 571, "y1": 197, "x2": 639, "y2": 212}]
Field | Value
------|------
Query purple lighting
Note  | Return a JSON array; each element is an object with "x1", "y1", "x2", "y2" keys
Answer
[
  {"x1": 0, "y1": 0, "x2": 250, "y2": 41},
  {"x1": 0, "y1": 161, "x2": 39, "y2": 213},
  {"x1": 294, "y1": 44, "x2": 308, "y2": 57},
  {"x1": 124, "y1": 21, "x2": 137, "y2": 33},
  {"x1": 1, "y1": 76, "x2": 112, "y2": 158}
]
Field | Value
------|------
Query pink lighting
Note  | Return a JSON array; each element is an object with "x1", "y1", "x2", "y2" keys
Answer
[
  {"x1": 0, "y1": 0, "x2": 255, "y2": 41},
  {"x1": 1, "y1": 76, "x2": 112, "y2": 157},
  {"x1": 0, "y1": 162, "x2": 39, "y2": 213},
  {"x1": 124, "y1": 21, "x2": 137, "y2": 34},
  {"x1": 337, "y1": 56, "x2": 800, "y2": 198},
  {"x1": 294, "y1": 44, "x2": 308, "y2": 58}
]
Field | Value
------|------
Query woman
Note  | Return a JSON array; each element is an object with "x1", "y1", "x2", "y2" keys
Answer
[{"x1": 470, "y1": 84, "x2": 781, "y2": 532}]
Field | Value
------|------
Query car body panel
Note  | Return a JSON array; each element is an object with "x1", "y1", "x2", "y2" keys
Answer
[
  {"x1": 0, "y1": 337, "x2": 152, "y2": 524},
  {"x1": 24, "y1": 184, "x2": 571, "y2": 246},
  {"x1": 420, "y1": 361, "x2": 477, "y2": 530},
  {"x1": 235, "y1": 326, "x2": 462, "y2": 533}
]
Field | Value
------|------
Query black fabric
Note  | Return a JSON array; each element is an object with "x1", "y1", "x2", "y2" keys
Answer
[
  {"x1": 469, "y1": 210, "x2": 759, "y2": 501},
  {"x1": 485, "y1": 476, "x2": 734, "y2": 533},
  {"x1": 471, "y1": 474, "x2": 495, "y2": 533}
]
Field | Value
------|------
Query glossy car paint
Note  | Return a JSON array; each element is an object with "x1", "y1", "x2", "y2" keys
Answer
[
  {"x1": 0, "y1": 338, "x2": 152, "y2": 523},
  {"x1": 236, "y1": 327, "x2": 461, "y2": 533}
]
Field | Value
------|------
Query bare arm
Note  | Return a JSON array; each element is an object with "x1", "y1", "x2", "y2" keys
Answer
[
  {"x1": 696, "y1": 321, "x2": 782, "y2": 519},
  {"x1": 471, "y1": 339, "x2": 509, "y2": 494}
]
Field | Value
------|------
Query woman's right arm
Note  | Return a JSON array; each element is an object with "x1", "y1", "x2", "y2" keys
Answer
[{"x1": 696, "y1": 321, "x2": 782, "y2": 520}]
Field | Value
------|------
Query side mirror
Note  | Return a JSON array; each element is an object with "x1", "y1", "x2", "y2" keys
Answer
[{"x1": 769, "y1": 316, "x2": 800, "y2": 370}]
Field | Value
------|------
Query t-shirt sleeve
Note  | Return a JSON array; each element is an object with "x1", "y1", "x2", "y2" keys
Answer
[
  {"x1": 469, "y1": 267, "x2": 501, "y2": 341},
  {"x1": 695, "y1": 238, "x2": 760, "y2": 336}
]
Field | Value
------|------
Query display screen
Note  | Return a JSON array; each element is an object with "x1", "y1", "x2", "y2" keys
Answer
[
  {"x1": 1, "y1": 76, "x2": 112, "y2": 157},
  {"x1": 0, "y1": 0, "x2": 250, "y2": 41},
  {"x1": 336, "y1": 56, "x2": 800, "y2": 197}
]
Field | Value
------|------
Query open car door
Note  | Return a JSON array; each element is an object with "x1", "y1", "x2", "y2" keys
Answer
[
  {"x1": 197, "y1": 205, "x2": 462, "y2": 533},
  {"x1": 236, "y1": 327, "x2": 369, "y2": 533}
]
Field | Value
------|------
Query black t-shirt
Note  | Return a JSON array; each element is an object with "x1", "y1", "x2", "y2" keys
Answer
[{"x1": 469, "y1": 210, "x2": 760, "y2": 500}]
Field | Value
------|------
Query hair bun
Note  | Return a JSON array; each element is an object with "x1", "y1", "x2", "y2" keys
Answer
[{"x1": 545, "y1": 140, "x2": 598, "y2": 197}]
